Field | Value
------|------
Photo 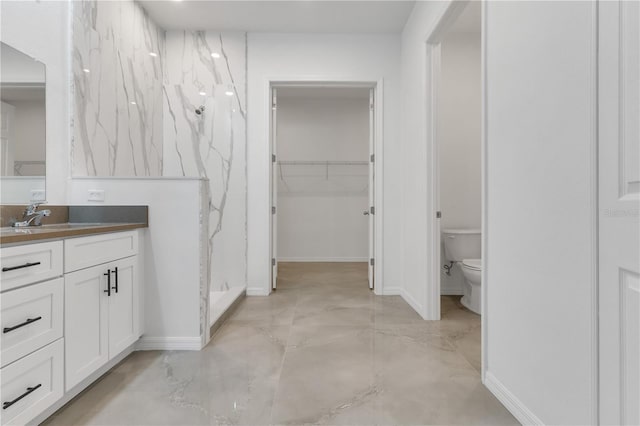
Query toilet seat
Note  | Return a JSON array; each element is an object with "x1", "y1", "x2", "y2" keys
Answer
[{"x1": 462, "y1": 259, "x2": 481, "y2": 271}]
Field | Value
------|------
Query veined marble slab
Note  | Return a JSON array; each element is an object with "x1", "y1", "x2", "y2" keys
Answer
[
  {"x1": 162, "y1": 31, "x2": 247, "y2": 302},
  {"x1": 72, "y1": 0, "x2": 164, "y2": 177}
]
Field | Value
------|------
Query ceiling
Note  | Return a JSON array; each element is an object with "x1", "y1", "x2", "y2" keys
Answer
[{"x1": 138, "y1": 1, "x2": 416, "y2": 33}]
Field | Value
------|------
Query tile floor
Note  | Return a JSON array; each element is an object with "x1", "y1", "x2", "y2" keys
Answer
[{"x1": 45, "y1": 262, "x2": 517, "y2": 425}]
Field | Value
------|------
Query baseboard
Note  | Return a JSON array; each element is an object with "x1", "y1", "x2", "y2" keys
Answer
[
  {"x1": 484, "y1": 371, "x2": 543, "y2": 425},
  {"x1": 246, "y1": 287, "x2": 270, "y2": 296},
  {"x1": 278, "y1": 257, "x2": 368, "y2": 262},
  {"x1": 136, "y1": 336, "x2": 202, "y2": 351},
  {"x1": 381, "y1": 286, "x2": 401, "y2": 295},
  {"x1": 440, "y1": 287, "x2": 463, "y2": 296},
  {"x1": 400, "y1": 288, "x2": 426, "y2": 319}
]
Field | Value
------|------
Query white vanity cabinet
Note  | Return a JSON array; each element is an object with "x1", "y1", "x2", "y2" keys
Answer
[
  {"x1": 64, "y1": 231, "x2": 140, "y2": 390},
  {"x1": 0, "y1": 229, "x2": 143, "y2": 425},
  {"x1": 0, "y1": 241, "x2": 64, "y2": 426}
]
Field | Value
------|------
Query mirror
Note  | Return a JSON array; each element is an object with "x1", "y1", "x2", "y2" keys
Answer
[{"x1": 0, "y1": 42, "x2": 46, "y2": 204}]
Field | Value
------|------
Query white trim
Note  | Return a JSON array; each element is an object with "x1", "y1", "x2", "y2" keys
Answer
[
  {"x1": 136, "y1": 336, "x2": 202, "y2": 351},
  {"x1": 587, "y1": 3, "x2": 599, "y2": 424},
  {"x1": 266, "y1": 76, "x2": 385, "y2": 296},
  {"x1": 381, "y1": 286, "x2": 402, "y2": 296},
  {"x1": 481, "y1": 0, "x2": 489, "y2": 384},
  {"x1": 423, "y1": 0, "x2": 472, "y2": 322},
  {"x1": 278, "y1": 257, "x2": 368, "y2": 262},
  {"x1": 246, "y1": 287, "x2": 270, "y2": 296},
  {"x1": 484, "y1": 371, "x2": 544, "y2": 426},
  {"x1": 440, "y1": 287, "x2": 464, "y2": 296},
  {"x1": 401, "y1": 288, "x2": 424, "y2": 317}
]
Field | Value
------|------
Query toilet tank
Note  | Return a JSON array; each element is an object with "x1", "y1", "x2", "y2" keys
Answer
[{"x1": 442, "y1": 229, "x2": 481, "y2": 262}]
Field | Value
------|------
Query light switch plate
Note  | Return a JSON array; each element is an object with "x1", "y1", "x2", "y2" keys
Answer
[{"x1": 88, "y1": 189, "x2": 105, "y2": 202}]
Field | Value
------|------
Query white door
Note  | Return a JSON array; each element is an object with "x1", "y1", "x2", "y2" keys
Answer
[
  {"x1": 0, "y1": 101, "x2": 15, "y2": 176},
  {"x1": 368, "y1": 88, "x2": 375, "y2": 289},
  {"x1": 599, "y1": 2, "x2": 640, "y2": 424},
  {"x1": 64, "y1": 264, "x2": 109, "y2": 390},
  {"x1": 271, "y1": 87, "x2": 278, "y2": 290},
  {"x1": 108, "y1": 257, "x2": 138, "y2": 356}
]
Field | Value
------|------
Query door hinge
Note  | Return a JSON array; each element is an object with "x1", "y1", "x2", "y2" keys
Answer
[
  {"x1": 370, "y1": 258, "x2": 375, "y2": 266},
  {"x1": 272, "y1": 206, "x2": 276, "y2": 215},
  {"x1": 436, "y1": 211, "x2": 441, "y2": 219},
  {"x1": 272, "y1": 258, "x2": 276, "y2": 266},
  {"x1": 370, "y1": 154, "x2": 375, "y2": 163},
  {"x1": 370, "y1": 206, "x2": 375, "y2": 215},
  {"x1": 272, "y1": 154, "x2": 276, "y2": 163}
]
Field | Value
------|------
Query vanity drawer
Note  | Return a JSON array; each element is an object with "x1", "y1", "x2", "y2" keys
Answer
[
  {"x1": 0, "y1": 241, "x2": 63, "y2": 292},
  {"x1": 65, "y1": 230, "x2": 138, "y2": 273},
  {"x1": 1, "y1": 278, "x2": 63, "y2": 368},
  {"x1": 0, "y1": 339, "x2": 63, "y2": 426}
]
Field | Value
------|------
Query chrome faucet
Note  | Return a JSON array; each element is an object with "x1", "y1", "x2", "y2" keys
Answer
[{"x1": 13, "y1": 203, "x2": 51, "y2": 227}]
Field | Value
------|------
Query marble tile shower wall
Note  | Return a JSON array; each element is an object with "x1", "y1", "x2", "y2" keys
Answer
[
  {"x1": 72, "y1": 0, "x2": 164, "y2": 176},
  {"x1": 71, "y1": 0, "x2": 248, "y2": 297},
  {"x1": 162, "y1": 31, "x2": 247, "y2": 294}
]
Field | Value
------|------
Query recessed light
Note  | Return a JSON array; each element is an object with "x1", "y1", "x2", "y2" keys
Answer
[
  {"x1": 225, "y1": 91, "x2": 234, "y2": 97},
  {"x1": 199, "y1": 91, "x2": 206, "y2": 96},
  {"x1": 211, "y1": 53, "x2": 221, "y2": 59},
  {"x1": 82, "y1": 68, "x2": 90, "y2": 73},
  {"x1": 130, "y1": 101, "x2": 137, "y2": 105},
  {"x1": 149, "y1": 52, "x2": 158, "y2": 57}
]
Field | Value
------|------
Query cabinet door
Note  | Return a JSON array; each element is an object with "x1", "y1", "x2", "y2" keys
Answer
[
  {"x1": 108, "y1": 256, "x2": 138, "y2": 357},
  {"x1": 64, "y1": 264, "x2": 109, "y2": 390}
]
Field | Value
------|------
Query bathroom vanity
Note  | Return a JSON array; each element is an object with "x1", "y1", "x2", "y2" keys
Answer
[{"x1": 0, "y1": 210, "x2": 147, "y2": 425}]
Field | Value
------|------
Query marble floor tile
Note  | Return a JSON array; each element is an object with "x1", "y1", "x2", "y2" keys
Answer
[{"x1": 45, "y1": 262, "x2": 516, "y2": 426}]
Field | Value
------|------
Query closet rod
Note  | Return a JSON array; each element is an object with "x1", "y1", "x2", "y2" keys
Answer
[{"x1": 278, "y1": 160, "x2": 368, "y2": 166}]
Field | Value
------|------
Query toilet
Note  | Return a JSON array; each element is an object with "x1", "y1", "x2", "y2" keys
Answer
[{"x1": 442, "y1": 229, "x2": 482, "y2": 315}]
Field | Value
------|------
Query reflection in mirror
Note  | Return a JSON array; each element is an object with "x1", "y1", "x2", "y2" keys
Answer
[{"x1": 0, "y1": 42, "x2": 46, "y2": 204}]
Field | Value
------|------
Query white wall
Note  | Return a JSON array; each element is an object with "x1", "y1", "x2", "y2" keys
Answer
[
  {"x1": 0, "y1": 0, "x2": 70, "y2": 204},
  {"x1": 68, "y1": 178, "x2": 208, "y2": 350},
  {"x1": 483, "y1": 2, "x2": 597, "y2": 424},
  {"x1": 247, "y1": 33, "x2": 403, "y2": 295},
  {"x1": 439, "y1": 32, "x2": 481, "y2": 294},
  {"x1": 277, "y1": 95, "x2": 369, "y2": 261},
  {"x1": 12, "y1": 100, "x2": 46, "y2": 166}
]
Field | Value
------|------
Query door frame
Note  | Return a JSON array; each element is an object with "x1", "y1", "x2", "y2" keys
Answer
[
  {"x1": 422, "y1": 0, "x2": 481, "y2": 346},
  {"x1": 267, "y1": 78, "x2": 385, "y2": 294}
]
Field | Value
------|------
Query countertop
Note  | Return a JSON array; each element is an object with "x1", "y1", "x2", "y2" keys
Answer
[{"x1": 0, "y1": 222, "x2": 148, "y2": 245}]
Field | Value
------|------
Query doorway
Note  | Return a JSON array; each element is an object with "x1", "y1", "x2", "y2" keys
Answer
[
  {"x1": 427, "y1": 0, "x2": 483, "y2": 365},
  {"x1": 270, "y1": 84, "x2": 376, "y2": 291}
]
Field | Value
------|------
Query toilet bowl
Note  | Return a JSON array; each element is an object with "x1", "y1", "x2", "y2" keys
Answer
[{"x1": 460, "y1": 258, "x2": 481, "y2": 315}]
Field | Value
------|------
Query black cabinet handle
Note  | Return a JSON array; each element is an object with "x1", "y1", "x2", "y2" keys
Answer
[
  {"x1": 3, "y1": 316, "x2": 42, "y2": 333},
  {"x1": 104, "y1": 269, "x2": 111, "y2": 296},
  {"x1": 2, "y1": 262, "x2": 41, "y2": 272},
  {"x1": 3, "y1": 384, "x2": 42, "y2": 409},
  {"x1": 111, "y1": 267, "x2": 118, "y2": 293}
]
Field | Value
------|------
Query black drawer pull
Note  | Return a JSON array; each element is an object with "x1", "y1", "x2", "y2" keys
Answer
[
  {"x1": 112, "y1": 267, "x2": 118, "y2": 293},
  {"x1": 3, "y1": 316, "x2": 42, "y2": 333},
  {"x1": 2, "y1": 262, "x2": 41, "y2": 272},
  {"x1": 104, "y1": 269, "x2": 111, "y2": 296},
  {"x1": 2, "y1": 384, "x2": 42, "y2": 409}
]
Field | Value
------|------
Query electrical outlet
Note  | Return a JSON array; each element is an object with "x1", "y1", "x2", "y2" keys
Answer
[
  {"x1": 30, "y1": 189, "x2": 46, "y2": 201},
  {"x1": 88, "y1": 189, "x2": 105, "y2": 202}
]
